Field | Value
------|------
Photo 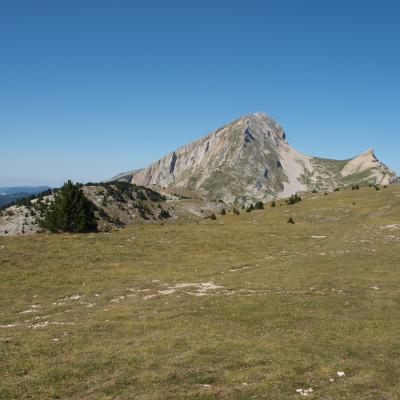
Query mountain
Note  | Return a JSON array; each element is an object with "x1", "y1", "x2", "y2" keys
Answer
[
  {"x1": 0, "y1": 186, "x2": 50, "y2": 207},
  {"x1": 114, "y1": 113, "x2": 397, "y2": 202}
]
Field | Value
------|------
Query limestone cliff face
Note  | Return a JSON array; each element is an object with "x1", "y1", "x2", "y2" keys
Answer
[{"x1": 115, "y1": 113, "x2": 396, "y2": 202}]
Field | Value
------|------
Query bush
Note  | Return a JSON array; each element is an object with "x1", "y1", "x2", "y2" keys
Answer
[
  {"x1": 287, "y1": 217, "x2": 295, "y2": 224},
  {"x1": 271, "y1": 201, "x2": 276, "y2": 208},
  {"x1": 254, "y1": 201, "x2": 264, "y2": 210},
  {"x1": 334, "y1": 188, "x2": 340, "y2": 192},
  {"x1": 312, "y1": 189, "x2": 318, "y2": 193},
  {"x1": 233, "y1": 208, "x2": 240, "y2": 215},
  {"x1": 220, "y1": 208, "x2": 226, "y2": 215},
  {"x1": 40, "y1": 180, "x2": 97, "y2": 233},
  {"x1": 210, "y1": 213, "x2": 217, "y2": 220}
]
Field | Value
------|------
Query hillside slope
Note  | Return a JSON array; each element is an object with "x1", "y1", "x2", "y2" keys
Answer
[
  {"x1": 0, "y1": 183, "x2": 172, "y2": 235},
  {"x1": 115, "y1": 113, "x2": 396, "y2": 202}
]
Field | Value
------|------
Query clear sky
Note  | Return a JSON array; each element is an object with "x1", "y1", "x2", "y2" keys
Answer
[{"x1": 1, "y1": 0, "x2": 399, "y2": 186}]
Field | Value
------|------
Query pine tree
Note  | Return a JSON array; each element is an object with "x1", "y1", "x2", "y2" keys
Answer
[{"x1": 40, "y1": 181, "x2": 97, "y2": 233}]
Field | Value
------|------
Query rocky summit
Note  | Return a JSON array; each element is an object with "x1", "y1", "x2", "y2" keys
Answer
[{"x1": 115, "y1": 113, "x2": 396, "y2": 203}]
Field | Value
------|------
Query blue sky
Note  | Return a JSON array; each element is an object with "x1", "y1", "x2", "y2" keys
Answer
[{"x1": 1, "y1": 0, "x2": 399, "y2": 186}]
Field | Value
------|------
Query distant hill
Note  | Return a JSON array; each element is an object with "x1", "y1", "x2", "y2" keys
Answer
[
  {"x1": 0, "y1": 186, "x2": 50, "y2": 207},
  {"x1": 0, "y1": 186, "x2": 50, "y2": 195}
]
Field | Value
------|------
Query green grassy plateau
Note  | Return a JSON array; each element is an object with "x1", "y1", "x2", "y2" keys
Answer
[{"x1": 1, "y1": 185, "x2": 400, "y2": 399}]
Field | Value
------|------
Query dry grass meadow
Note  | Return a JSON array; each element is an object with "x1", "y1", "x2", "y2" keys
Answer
[{"x1": 1, "y1": 185, "x2": 400, "y2": 399}]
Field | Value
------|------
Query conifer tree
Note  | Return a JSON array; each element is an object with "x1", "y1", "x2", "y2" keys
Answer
[
  {"x1": 40, "y1": 181, "x2": 97, "y2": 233},
  {"x1": 254, "y1": 201, "x2": 264, "y2": 209}
]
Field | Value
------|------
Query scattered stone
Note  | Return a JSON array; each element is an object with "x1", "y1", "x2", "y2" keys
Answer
[{"x1": 296, "y1": 388, "x2": 314, "y2": 396}]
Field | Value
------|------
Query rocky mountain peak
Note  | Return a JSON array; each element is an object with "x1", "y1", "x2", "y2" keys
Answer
[
  {"x1": 113, "y1": 113, "x2": 396, "y2": 202},
  {"x1": 236, "y1": 112, "x2": 287, "y2": 144}
]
